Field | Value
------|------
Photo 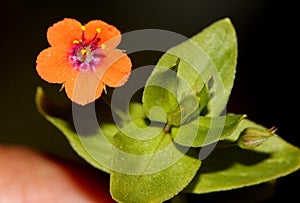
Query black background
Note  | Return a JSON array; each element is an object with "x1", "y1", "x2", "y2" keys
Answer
[{"x1": 0, "y1": 0, "x2": 299, "y2": 202}]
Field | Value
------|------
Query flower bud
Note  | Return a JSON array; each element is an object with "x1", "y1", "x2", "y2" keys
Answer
[{"x1": 237, "y1": 127, "x2": 277, "y2": 149}]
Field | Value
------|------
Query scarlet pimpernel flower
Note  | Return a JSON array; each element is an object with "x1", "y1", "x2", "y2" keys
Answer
[{"x1": 36, "y1": 18, "x2": 132, "y2": 105}]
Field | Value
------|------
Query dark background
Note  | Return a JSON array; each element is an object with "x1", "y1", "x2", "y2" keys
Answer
[{"x1": 0, "y1": 0, "x2": 298, "y2": 202}]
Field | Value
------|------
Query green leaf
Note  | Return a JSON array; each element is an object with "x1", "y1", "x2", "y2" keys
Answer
[
  {"x1": 184, "y1": 119, "x2": 300, "y2": 194},
  {"x1": 110, "y1": 122, "x2": 201, "y2": 203},
  {"x1": 154, "y1": 18, "x2": 237, "y2": 116},
  {"x1": 142, "y1": 65, "x2": 180, "y2": 124},
  {"x1": 189, "y1": 18, "x2": 237, "y2": 116},
  {"x1": 128, "y1": 102, "x2": 147, "y2": 121},
  {"x1": 171, "y1": 114, "x2": 246, "y2": 147},
  {"x1": 142, "y1": 17, "x2": 237, "y2": 129},
  {"x1": 35, "y1": 87, "x2": 116, "y2": 173}
]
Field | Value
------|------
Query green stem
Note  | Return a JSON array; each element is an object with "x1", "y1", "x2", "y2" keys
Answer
[
  {"x1": 101, "y1": 95, "x2": 129, "y2": 124},
  {"x1": 216, "y1": 140, "x2": 237, "y2": 148},
  {"x1": 163, "y1": 123, "x2": 172, "y2": 134}
]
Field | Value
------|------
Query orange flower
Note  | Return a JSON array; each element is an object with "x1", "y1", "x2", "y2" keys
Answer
[{"x1": 36, "y1": 18, "x2": 132, "y2": 105}]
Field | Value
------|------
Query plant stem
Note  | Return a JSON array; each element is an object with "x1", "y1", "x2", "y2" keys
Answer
[
  {"x1": 163, "y1": 123, "x2": 172, "y2": 133},
  {"x1": 216, "y1": 140, "x2": 237, "y2": 148},
  {"x1": 101, "y1": 95, "x2": 129, "y2": 124}
]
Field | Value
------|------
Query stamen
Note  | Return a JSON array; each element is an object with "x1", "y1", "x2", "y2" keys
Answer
[
  {"x1": 92, "y1": 28, "x2": 101, "y2": 41},
  {"x1": 69, "y1": 25, "x2": 105, "y2": 72},
  {"x1": 81, "y1": 26, "x2": 86, "y2": 40}
]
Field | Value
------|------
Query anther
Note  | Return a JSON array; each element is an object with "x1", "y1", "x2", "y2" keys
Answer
[
  {"x1": 96, "y1": 28, "x2": 101, "y2": 33},
  {"x1": 81, "y1": 49, "x2": 87, "y2": 55},
  {"x1": 101, "y1": 44, "x2": 106, "y2": 49},
  {"x1": 81, "y1": 26, "x2": 86, "y2": 31},
  {"x1": 73, "y1": 40, "x2": 79, "y2": 44}
]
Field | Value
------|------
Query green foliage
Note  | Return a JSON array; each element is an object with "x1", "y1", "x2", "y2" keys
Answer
[
  {"x1": 35, "y1": 87, "x2": 116, "y2": 173},
  {"x1": 111, "y1": 126, "x2": 201, "y2": 203},
  {"x1": 35, "y1": 18, "x2": 300, "y2": 203},
  {"x1": 184, "y1": 119, "x2": 300, "y2": 194},
  {"x1": 171, "y1": 114, "x2": 246, "y2": 147}
]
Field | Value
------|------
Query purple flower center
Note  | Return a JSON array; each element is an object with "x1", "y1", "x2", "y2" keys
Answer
[{"x1": 68, "y1": 27, "x2": 105, "y2": 72}]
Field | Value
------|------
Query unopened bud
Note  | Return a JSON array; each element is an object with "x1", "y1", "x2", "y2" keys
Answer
[{"x1": 237, "y1": 127, "x2": 277, "y2": 149}]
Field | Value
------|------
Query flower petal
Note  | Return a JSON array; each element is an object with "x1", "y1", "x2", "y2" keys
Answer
[
  {"x1": 47, "y1": 18, "x2": 82, "y2": 48},
  {"x1": 85, "y1": 20, "x2": 121, "y2": 50},
  {"x1": 99, "y1": 50, "x2": 132, "y2": 87},
  {"x1": 36, "y1": 47, "x2": 77, "y2": 83},
  {"x1": 64, "y1": 71, "x2": 104, "y2": 105}
]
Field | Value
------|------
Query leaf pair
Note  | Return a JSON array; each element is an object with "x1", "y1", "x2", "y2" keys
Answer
[{"x1": 110, "y1": 18, "x2": 244, "y2": 202}]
